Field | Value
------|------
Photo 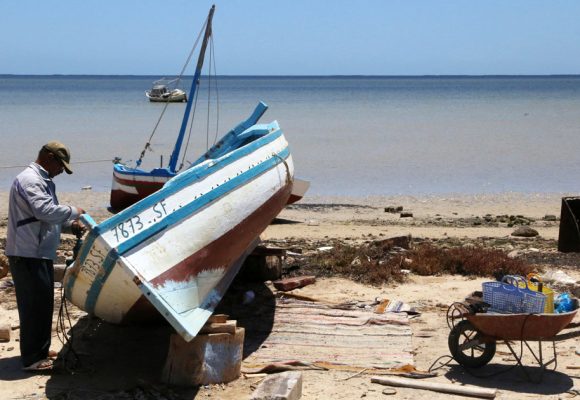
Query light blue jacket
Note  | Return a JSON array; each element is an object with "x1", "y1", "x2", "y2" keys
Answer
[{"x1": 5, "y1": 163, "x2": 81, "y2": 260}]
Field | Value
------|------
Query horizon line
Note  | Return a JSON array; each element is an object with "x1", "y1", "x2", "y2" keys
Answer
[{"x1": 1, "y1": 73, "x2": 580, "y2": 78}]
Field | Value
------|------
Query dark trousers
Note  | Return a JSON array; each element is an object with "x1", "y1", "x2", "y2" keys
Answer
[{"x1": 8, "y1": 256, "x2": 54, "y2": 367}]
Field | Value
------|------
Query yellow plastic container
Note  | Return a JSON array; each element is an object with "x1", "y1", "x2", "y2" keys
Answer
[{"x1": 526, "y1": 273, "x2": 554, "y2": 313}]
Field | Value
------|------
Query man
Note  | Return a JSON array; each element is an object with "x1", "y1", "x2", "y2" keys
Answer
[{"x1": 5, "y1": 141, "x2": 85, "y2": 371}]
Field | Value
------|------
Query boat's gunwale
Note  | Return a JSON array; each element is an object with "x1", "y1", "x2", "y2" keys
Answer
[{"x1": 105, "y1": 124, "x2": 283, "y2": 231}]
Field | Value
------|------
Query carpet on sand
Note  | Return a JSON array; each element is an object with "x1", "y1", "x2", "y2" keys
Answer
[{"x1": 242, "y1": 297, "x2": 414, "y2": 373}]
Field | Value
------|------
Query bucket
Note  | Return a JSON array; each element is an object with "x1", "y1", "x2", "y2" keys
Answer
[{"x1": 526, "y1": 273, "x2": 554, "y2": 313}]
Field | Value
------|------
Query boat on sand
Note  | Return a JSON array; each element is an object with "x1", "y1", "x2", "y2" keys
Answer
[
  {"x1": 64, "y1": 5, "x2": 297, "y2": 341},
  {"x1": 64, "y1": 101, "x2": 294, "y2": 340}
]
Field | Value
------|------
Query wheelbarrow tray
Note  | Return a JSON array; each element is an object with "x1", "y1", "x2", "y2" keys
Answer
[{"x1": 466, "y1": 309, "x2": 577, "y2": 341}]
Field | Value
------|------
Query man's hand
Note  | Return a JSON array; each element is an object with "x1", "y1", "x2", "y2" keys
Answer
[{"x1": 71, "y1": 220, "x2": 86, "y2": 237}]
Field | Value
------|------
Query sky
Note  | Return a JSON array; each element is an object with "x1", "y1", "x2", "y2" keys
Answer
[{"x1": 1, "y1": 0, "x2": 580, "y2": 76}]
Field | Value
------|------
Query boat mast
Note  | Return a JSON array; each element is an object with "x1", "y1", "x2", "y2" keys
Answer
[{"x1": 168, "y1": 5, "x2": 215, "y2": 173}]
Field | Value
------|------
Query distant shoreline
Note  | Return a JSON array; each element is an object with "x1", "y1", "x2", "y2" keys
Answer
[
  {"x1": 2, "y1": 74, "x2": 580, "y2": 79},
  {"x1": 0, "y1": 190, "x2": 571, "y2": 224}
]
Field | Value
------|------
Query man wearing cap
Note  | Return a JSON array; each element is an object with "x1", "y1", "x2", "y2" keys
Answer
[{"x1": 5, "y1": 141, "x2": 85, "y2": 371}]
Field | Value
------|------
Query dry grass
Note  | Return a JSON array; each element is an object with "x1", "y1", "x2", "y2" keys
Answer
[
  {"x1": 304, "y1": 242, "x2": 407, "y2": 285},
  {"x1": 299, "y1": 241, "x2": 534, "y2": 286},
  {"x1": 408, "y1": 243, "x2": 534, "y2": 280}
]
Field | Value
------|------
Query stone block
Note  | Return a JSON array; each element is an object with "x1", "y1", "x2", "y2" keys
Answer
[{"x1": 250, "y1": 371, "x2": 303, "y2": 400}]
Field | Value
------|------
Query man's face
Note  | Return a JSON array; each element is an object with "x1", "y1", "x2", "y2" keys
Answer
[{"x1": 46, "y1": 152, "x2": 64, "y2": 178}]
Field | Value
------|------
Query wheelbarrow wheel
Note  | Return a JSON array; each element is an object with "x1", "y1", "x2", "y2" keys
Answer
[{"x1": 448, "y1": 320, "x2": 496, "y2": 368}]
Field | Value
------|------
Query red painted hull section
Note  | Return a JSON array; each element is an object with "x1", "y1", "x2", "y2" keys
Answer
[
  {"x1": 122, "y1": 182, "x2": 292, "y2": 322},
  {"x1": 110, "y1": 179, "x2": 165, "y2": 211}
]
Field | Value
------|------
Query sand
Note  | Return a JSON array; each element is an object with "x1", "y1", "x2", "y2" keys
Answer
[{"x1": 0, "y1": 191, "x2": 579, "y2": 399}]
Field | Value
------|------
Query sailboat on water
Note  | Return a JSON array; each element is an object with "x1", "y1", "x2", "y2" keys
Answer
[{"x1": 145, "y1": 78, "x2": 187, "y2": 103}]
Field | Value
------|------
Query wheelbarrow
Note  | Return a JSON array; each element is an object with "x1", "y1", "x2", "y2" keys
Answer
[{"x1": 447, "y1": 302, "x2": 577, "y2": 381}]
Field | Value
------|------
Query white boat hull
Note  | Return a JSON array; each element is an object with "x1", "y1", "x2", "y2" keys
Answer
[
  {"x1": 65, "y1": 126, "x2": 293, "y2": 340},
  {"x1": 145, "y1": 88, "x2": 187, "y2": 102}
]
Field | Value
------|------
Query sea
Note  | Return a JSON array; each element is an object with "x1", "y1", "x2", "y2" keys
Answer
[{"x1": 1, "y1": 75, "x2": 580, "y2": 197}]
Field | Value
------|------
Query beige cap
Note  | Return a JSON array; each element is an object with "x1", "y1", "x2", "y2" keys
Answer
[{"x1": 43, "y1": 141, "x2": 73, "y2": 174}]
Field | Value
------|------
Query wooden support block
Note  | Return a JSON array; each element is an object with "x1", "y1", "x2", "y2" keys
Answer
[
  {"x1": 207, "y1": 314, "x2": 229, "y2": 324},
  {"x1": 199, "y1": 320, "x2": 237, "y2": 335},
  {"x1": 0, "y1": 323, "x2": 11, "y2": 342},
  {"x1": 162, "y1": 327, "x2": 245, "y2": 386},
  {"x1": 251, "y1": 245, "x2": 287, "y2": 257},
  {"x1": 240, "y1": 254, "x2": 282, "y2": 282}
]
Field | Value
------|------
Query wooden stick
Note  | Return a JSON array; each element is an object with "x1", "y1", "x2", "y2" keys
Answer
[
  {"x1": 371, "y1": 376, "x2": 497, "y2": 399},
  {"x1": 339, "y1": 368, "x2": 368, "y2": 381}
]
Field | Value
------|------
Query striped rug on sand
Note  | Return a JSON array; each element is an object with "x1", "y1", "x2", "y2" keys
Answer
[{"x1": 242, "y1": 298, "x2": 413, "y2": 373}]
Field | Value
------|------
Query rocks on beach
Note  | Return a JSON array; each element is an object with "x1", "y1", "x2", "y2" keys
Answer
[{"x1": 511, "y1": 226, "x2": 539, "y2": 237}]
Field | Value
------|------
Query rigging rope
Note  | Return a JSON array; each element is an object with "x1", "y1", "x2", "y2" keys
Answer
[
  {"x1": 205, "y1": 45, "x2": 212, "y2": 151},
  {"x1": 178, "y1": 78, "x2": 201, "y2": 171},
  {"x1": 179, "y1": 33, "x2": 220, "y2": 170},
  {"x1": 136, "y1": 16, "x2": 208, "y2": 168},
  {"x1": 0, "y1": 159, "x2": 116, "y2": 169},
  {"x1": 210, "y1": 34, "x2": 220, "y2": 147}
]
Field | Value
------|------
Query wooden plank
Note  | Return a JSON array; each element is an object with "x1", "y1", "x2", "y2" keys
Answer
[
  {"x1": 273, "y1": 276, "x2": 316, "y2": 291},
  {"x1": 371, "y1": 376, "x2": 497, "y2": 399}
]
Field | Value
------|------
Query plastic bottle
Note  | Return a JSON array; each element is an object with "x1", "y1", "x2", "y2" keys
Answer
[{"x1": 555, "y1": 293, "x2": 573, "y2": 313}]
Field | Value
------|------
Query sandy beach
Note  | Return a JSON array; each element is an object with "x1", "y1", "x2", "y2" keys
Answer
[
  {"x1": 3, "y1": 1, "x2": 580, "y2": 398},
  {"x1": 1, "y1": 191, "x2": 579, "y2": 400}
]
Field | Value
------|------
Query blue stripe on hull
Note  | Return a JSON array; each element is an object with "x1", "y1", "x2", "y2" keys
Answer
[{"x1": 84, "y1": 249, "x2": 119, "y2": 313}]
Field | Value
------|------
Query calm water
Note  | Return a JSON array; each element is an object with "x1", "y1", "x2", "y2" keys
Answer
[{"x1": 1, "y1": 75, "x2": 580, "y2": 196}]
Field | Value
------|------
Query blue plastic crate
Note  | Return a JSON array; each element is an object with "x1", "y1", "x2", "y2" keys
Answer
[{"x1": 482, "y1": 275, "x2": 546, "y2": 314}]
